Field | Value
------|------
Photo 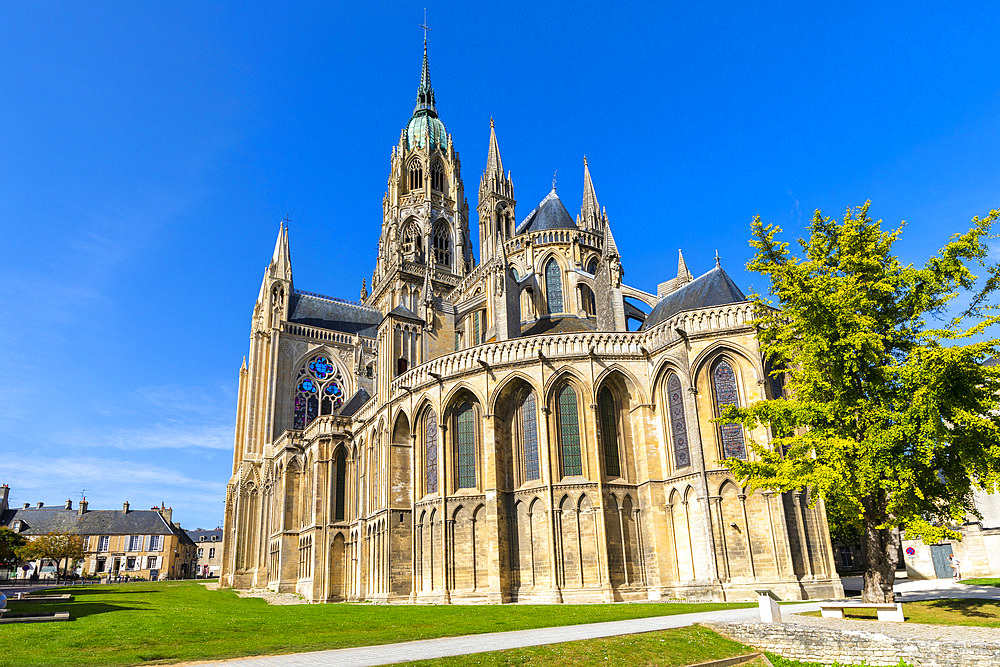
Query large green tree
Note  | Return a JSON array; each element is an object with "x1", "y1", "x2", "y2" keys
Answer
[
  {"x1": 722, "y1": 202, "x2": 1000, "y2": 602},
  {"x1": 17, "y1": 532, "x2": 86, "y2": 579}
]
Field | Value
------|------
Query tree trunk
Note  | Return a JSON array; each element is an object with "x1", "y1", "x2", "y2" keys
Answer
[{"x1": 861, "y1": 501, "x2": 896, "y2": 603}]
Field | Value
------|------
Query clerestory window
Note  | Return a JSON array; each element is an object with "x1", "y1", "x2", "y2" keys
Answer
[{"x1": 425, "y1": 410, "x2": 439, "y2": 495}]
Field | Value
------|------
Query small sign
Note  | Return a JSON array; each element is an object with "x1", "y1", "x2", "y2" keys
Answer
[{"x1": 905, "y1": 546, "x2": 916, "y2": 556}]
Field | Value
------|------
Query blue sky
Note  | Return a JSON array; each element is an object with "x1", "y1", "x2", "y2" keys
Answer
[{"x1": 2, "y1": 2, "x2": 998, "y2": 530}]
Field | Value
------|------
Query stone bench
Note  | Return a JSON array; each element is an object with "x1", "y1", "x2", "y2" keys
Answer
[{"x1": 819, "y1": 601, "x2": 904, "y2": 622}]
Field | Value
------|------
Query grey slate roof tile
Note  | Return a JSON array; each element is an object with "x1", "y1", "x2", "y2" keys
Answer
[{"x1": 641, "y1": 265, "x2": 747, "y2": 330}]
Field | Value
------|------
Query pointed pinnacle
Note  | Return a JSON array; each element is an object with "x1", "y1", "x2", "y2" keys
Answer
[
  {"x1": 677, "y1": 249, "x2": 692, "y2": 281},
  {"x1": 581, "y1": 157, "x2": 599, "y2": 222},
  {"x1": 485, "y1": 119, "x2": 504, "y2": 178}
]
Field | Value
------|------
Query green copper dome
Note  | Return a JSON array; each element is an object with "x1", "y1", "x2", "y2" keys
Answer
[{"x1": 405, "y1": 38, "x2": 447, "y2": 150}]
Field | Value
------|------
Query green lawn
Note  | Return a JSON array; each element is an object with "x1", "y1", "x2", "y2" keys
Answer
[
  {"x1": 801, "y1": 598, "x2": 1000, "y2": 627},
  {"x1": 0, "y1": 581, "x2": 753, "y2": 667},
  {"x1": 960, "y1": 577, "x2": 1000, "y2": 587}
]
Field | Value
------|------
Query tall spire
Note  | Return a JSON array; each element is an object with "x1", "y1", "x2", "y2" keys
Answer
[
  {"x1": 579, "y1": 157, "x2": 602, "y2": 230},
  {"x1": 485, "y1": 118, "x2": 504, "y2": 179},
  {"x1": 414, "y1": 33, "x2": 437, "y2": 116}
]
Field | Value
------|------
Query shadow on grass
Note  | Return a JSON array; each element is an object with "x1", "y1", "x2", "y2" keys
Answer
[{"x1": 922, "y1": 598, "x2": 998, "y2": 619}]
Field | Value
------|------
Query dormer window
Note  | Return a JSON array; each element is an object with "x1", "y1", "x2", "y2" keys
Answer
[{"x1": 12, "y1": 519, "x2": 22, "y2": 532}]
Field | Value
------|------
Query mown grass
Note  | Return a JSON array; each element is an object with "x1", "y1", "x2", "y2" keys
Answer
[
  {"x1": 960, "y1": 577, "x2": 1000, "y2": 587},
  {"x1": 802, "y1": 598, "x2": 1000, "y2": 627},
  {"x1": 0, "y1": 581, "x2": 753, "y2": 667}
]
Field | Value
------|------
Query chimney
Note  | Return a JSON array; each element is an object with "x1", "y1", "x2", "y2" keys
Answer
[
  {"x1": 157, "y1": 505, "x2": 172, "y2": 523},
  {"x1": 0, "y1": 484, "x2": 8, "y2": 514},
  {"x1": 65, "y1": 499, "x2": 73, "y2": 510},
  {"x1": 78, "y1": 498, "x2": 88, "y2": 516},
  {"x1": 22, "y1": 503, "x2": 29, "y2": 509},
  {"x1": 123, "y1": 501, "x2": 130, "y2": 513},
  {"x1": 35, "y1": 502, "x2": 44, "y2": 509}
]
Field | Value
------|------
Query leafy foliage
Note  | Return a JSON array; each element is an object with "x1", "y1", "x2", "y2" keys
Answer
[
  {"x1": 721, "y1": 202, "x2": 1000, "y2": 601},
  {"x1": 16, "y1": 532, "x2": 86, "y2": 575},
  {"x1": 0, "y1": 526, "x2": 27, "y2": 568}
]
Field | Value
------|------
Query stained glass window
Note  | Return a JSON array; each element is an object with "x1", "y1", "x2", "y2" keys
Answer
[
  {"x1": 521, "y1": 392, "x2": 540, "y2": 481},
  {"x1": 598, "y1": 387, "x2": 621, "y2": 478},
  {"x1": 456, "y1": 402, "x2": 476, "y2": 488},
  {"x1": 426, "y1": 410, "x2": 438, "y2": 494},
  {"x1": 511, "y1": 266, "x2": 519, "y2": 281},
  {"x1": 334, "y1": 448, "x2": 347, "y2": 521},
  {"x1": 293, "y1": 356, "x2": 345, "y2": 429},
  {"x1": 545, "y1": 259, "x2": 563, "y2": 314},
  {"x1": 558, "y1": 384, "x2": 582, "y2": 476},
  {"x1": 586, "y1": 257, "x2": 599, "y2": 275},
  {"x1": 713, "y1": 359, "x2": 747, "y2": 460},
  {"x1": 666, "y1": 373, "x2": 690, "y2": 468}
]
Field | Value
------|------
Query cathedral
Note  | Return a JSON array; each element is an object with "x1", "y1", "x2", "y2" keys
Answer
[{"x1": 220, "y1": 41, "x2": 843, "y2": 604}]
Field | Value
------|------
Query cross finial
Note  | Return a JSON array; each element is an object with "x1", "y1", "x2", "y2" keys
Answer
[
  {"x1": 282, "y1": 214, "x2": 292, "y2": 227},
  {"x1": 715, "y1": 248, "x2": 721, "y2": 267},
  {"x1": 419, "y1": 8, "x2": 431, "y2": 43},
  {"x1": 552, "y1": 170, "x2": 558, "y2": 191}
]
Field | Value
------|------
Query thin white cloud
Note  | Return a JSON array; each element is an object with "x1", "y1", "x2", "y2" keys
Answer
[{"x1": 55, "y1": 421, "x2": 234, "y2": 452}]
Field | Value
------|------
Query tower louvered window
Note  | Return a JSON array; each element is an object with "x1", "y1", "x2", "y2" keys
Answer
[
  {"x1": 409, "y1": 162, "x2": 423, "y2": 191},
  {"x1": 425, "y1": 410, "x2": 438, "y2": 494},
  {"x1": 293, "y1": 356, "x2": 345, "y2": 430},
  {"x1": 455, "y1": 402, "x2": 476, "y2": 489},
  {"x1": 557, "y1": 384, "x2": 582, "y2": 476},
  {"x1": 712, "y1": 359, "x2": 747, "y2": 459},
  {"x1": 433, "y1": 223, "x2": 451, "y2": 267},
  {"x1": 598, "y1": 387, "x2": 621, "y2": 478},
  {"x1": 431, "y1": 160, "x2": 445, "y2": 192},
  {"x1": 666, "y1": 373, "x2": 690, "y2": 468},
  {"x1": 520, "y1": 392, "x2": 540, "y2": 482},
  {"x1": 545, "y1": 259, "x2": 563, "y2": 314}
]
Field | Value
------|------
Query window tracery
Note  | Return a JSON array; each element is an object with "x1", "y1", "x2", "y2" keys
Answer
[
  {"x1": 433, "y1": 222, "x2": 451, "y2": 267},
  {"x1": 557, "y1": 384, "x2": 582, "y2": 476},
  {"x1": 712, "y1": 359, "x2": 747, "y2": 459},
  {"x1": 425, "y1": 410, "x2": 438, "y2": 494},
  {"x1": 666, "y1": 373, "x2": 690, "y2": 468},
  {"x1": 598, "y1": 387, "x2": 621, "y2": 478},
  {"x1": 520, "y1": 392, "x2": 540, "y2": 482},
  {"x1": 293, "y1": 356, "x2": 346, "y2": 429},
  {"x1": 545, "y1": 259, "x2": 563, "y2": 314},
  {"x1": 408, "y1": 161, "x2": 423, "y2": 191},
  {"x1": 430, "y1": 160, "x2": 445, "y2": 193},
  {"x1": 455, "y1": 401, "x2": 476, "y2": 489},
  {"x1": 334, "y1": 447, "x2": 347, "y2": 521}
]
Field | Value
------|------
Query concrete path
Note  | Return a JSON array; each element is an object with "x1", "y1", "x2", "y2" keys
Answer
[{"x1": 187, "y1": 603, "x2": 825, "y2": 667}]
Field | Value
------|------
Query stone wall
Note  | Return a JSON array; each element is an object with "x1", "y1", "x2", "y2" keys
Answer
[{"x1": 707, "y1": 621, "x2": 1000, "y2": 667}]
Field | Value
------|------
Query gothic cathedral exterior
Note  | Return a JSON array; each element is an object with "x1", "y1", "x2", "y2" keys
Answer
[{"x1": 220, "y1": 43, "x2": 843, "y2": 603}]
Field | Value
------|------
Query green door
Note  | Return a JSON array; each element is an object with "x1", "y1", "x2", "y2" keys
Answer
[{"x1": 929, "y1": 543, "x2": 954, "y2": 579}]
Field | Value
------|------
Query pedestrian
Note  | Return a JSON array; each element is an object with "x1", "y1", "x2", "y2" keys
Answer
[{"x1": 949, "y1": 554, "x2": 962, "y2": 581}]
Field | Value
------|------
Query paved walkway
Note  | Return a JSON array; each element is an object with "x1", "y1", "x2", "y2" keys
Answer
[{"x1": 186, "y1": 603, "x2": 825, "y2": 667}]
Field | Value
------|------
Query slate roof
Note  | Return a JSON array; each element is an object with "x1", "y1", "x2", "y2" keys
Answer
[
  {"x1": 186, "y1": 529, "x2": 223, "y2": 543},
  {"x1": 386, "y1": 304, "x2": 424, "y2": 323},
  {"x1": 337, "y1": 386, "x2": 372, "y2": 417},
  {"x1": 521, "y1": 316, "x2": 597, "y2": 337},
  {"x1": 641, "y1": 264, "x2": 747, "y2": 330},
  {"x1": 515, "y1": 189, "x2": 578, "y2": 235},
  {"x1": 1, "y1": 507, "x2": 184, "y2": 538},
  {"x1": 288, "y1": 291, "x2": 382, "y2": 337}
]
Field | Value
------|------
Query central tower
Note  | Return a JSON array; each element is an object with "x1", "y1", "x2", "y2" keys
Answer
[{"x1": 368, "y1": 37, "x2": 472, "y2": 318}]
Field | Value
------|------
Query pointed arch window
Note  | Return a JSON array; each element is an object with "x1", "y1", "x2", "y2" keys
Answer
[
  {"x1": 545, "y1": 259, "x2": 563, "y2": 314},
  {"x1": 666, "y1": 373, "x2": 690, "y2": 468},
  {"x1": 586, "y1": 257, "x2": 599, "y2": 275},
  {"x1": 293, "y1": 356, "x2": 345, "y2": 429},
  {"x1": 580, "y1": 284, "x2": 596, "y2": 317},
  {"x1": 425, "y1": 410, "x2": 438, "y2": 494},
  {"x1": 334, "y1": 447, "x2": 347, "y2": 521},
  {"x1": 431, "y1": 160, "x2": 445, "y2": 193},
  {"x1": 598, "y1": 387, "x2": 621, "y2": 478},
  {"x1": 519, "y1": 391, "x2": 540, "y2": 482},
  {"x1": 408, "y1": 161, "x2": 423, "y2": 191},
  {"x1": 455, "y1": 401, "x2": 476, "y2": 489},
  {"x1": 403, "y1": 221, "x2": 421, "y2": 258},
  {"x1": 712, "y1": 359, "x2": 747, "y2": 460},
  {"x1": 433, "y1": 222, "x2": 451, "y2": 267},
  {"x1": 557, "y1": 384, "x2": 583, "y2": 476}
]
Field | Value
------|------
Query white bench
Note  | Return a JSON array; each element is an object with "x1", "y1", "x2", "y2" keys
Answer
[{"x1": 819, "y1": 601, "x2": 904, "y2": 622}]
